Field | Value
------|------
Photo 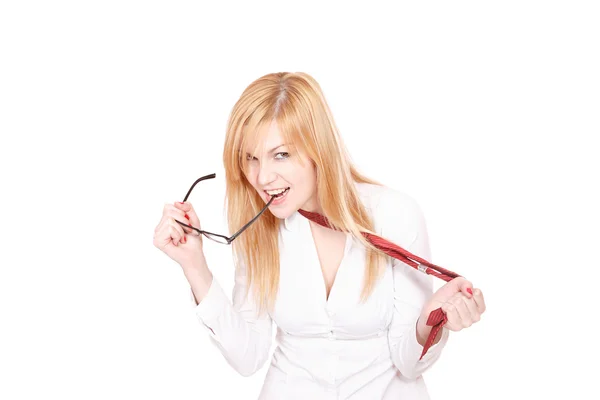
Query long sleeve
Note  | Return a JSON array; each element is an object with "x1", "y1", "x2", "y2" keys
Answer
[
  {"x1": 191, "y1": 261, "x2": 273, "y2": 377},
  {"x1": 379, "y1": 190, "x2": 449, "y2": 380}
]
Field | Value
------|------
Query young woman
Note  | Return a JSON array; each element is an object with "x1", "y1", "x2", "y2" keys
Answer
[{"x1": 153, "y1": 72, "x2": 486, "y2": 399}]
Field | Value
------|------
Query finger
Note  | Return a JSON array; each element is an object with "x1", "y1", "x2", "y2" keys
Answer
[
  {"x1": 163, "y1": 203, "x2": 190, "y2": 223},
  {"x1": 154, "y1": 210, "x2": 168, "y2": 234},
  {"x1": 174, "y1": 217, "x2": 201, "y2": 236},
  {"x1": 441, "y1": 302, "x2": 462, "y2": 331},
  {"x1": 438, "y1": 276, "x2": 470, "y2": 299},
  {"x1": 168, "y1": 224, "x2": 184, "y2": 246},
  {"x1": 456, "y1": 279, "x2": 474, "y2": 298},
  {"x1": 174, "y1": 201, "x2": 191, "y2": 211},
  {"x1": 174, "y1": 201, "x2": 201, "y2": 230},
  {"x1": 163, "y1": 204, "x2": 200, "y2": 236},
  {"x1": 169, "y1": 217, "x2": 192, "y2": 243},
  {"x1": 160, "y1": 208, "x2": 189, "y2": 243},
  {"x1": 462, "y1": 294, "x2": 481, "y2": 323},
  {"x1": 175, "y1": 201, "x2": 201, "y2": 229},
  {"x1": 450, "y1": 295, "x2": 473, "y2": 328},
  {"x1": 165, "y1": 217, "x2": 186, "y2": 245},
  {"x1": 472, "y1": 288, "x2": 486, "y2": 314},
  {"x1": 153, "y1": 221, "x2": 183, "y2": 249},
  {"x1": 156, "y1": 203, "x2": 178, "y2": 233},
  {"x1": 154, "y1": 212, "x2": 180, "y2": 239},
  {"x1": 157, "y1": 203, "x2": 188, "y2": 235}
]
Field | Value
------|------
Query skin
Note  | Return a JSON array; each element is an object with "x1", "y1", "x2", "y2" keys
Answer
[
  {"x1": 244, "y1": 120, "x2": 348, "y2": 301},
  {"x1": 244, "y1": 120, "x2": 321, "y2": 218},
  {"x1": 153, "y1": 120, "x2": 486, "y2": 346}
]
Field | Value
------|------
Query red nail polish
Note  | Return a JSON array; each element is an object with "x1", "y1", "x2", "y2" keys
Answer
[
  {"x1": 185, "y1": 213, "x2": 190, "y2": 220},
  {"x1": 182, "y1": 236, "x2": 186, "y2": 243},
  {"x1": 178, "y1": 202, "x2": 184, "y2": 204},
  {"x1": 467, "y1": 288, "x2": 473, "y2": 295}
]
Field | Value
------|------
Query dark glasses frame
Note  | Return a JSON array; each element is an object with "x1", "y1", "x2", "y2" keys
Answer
[{"x1": 174, "y1": 173, "x2": 275, "y2": 244}]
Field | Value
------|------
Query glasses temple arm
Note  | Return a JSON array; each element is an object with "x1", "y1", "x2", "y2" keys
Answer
[
  {"x1": 228, "y1": 195, "x2": 276, "y2": 242},
  {"x1": 183, "y1": 173, "x2": 217, "y2": 202}
]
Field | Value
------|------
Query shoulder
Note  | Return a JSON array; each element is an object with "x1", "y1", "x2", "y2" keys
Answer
[
  {"x1": 354, "y1": 182, "x2": 425, "y2": 225},
  {"x1": 354, "y1": 182, "x2": 427, "y2": 248}
]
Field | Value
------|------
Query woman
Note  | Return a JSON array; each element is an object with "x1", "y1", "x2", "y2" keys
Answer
[{"x1": 153, "y1": 72, "x2": 486, "y2": 399}]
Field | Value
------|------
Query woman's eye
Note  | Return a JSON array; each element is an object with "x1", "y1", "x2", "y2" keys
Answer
[
  {"x1": 275, "y1": 152, "x2": 289, "y2": 160},
  {"x1": 246, "y1": 154, "x2": 257, "y2": 161}
]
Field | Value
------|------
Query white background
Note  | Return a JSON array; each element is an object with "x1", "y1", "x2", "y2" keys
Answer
[{"x1": 1, "y1": 1, "x2": 599, "y2": 399}]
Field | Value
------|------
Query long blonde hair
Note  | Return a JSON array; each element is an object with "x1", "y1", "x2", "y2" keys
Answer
[{"x1": 223, "y1": 72, "x2": 387, "y2": 313}]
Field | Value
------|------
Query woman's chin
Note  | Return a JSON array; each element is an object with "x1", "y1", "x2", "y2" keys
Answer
[
  {"x1": 269, "y1": 207, "x2": 293, "y2": 220},
  {"x1": 267, "y1": 201, "x2": 297, "y2": 220}
]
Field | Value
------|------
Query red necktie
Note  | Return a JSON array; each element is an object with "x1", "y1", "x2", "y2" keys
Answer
[{"x1": 298, "y1": 209, "x2": 461, "y2": 360}]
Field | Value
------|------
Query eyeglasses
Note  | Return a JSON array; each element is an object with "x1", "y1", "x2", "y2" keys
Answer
[{"x1": 174, "y1": 173, "x2": 275, "y2": 244}]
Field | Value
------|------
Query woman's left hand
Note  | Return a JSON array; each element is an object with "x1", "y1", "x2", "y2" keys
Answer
[{"x1": 418, "y1": 277, "x2": 486, "y2": 337}]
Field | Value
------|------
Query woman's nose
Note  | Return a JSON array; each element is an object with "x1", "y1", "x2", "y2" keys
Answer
[{"x1": 257, "y1": 162, "x2": 276, "y2": 187}]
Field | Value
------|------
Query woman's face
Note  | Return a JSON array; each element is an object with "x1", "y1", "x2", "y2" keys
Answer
[{"x1": 244, "y1": 120, "x2": 319, "y2": 219}]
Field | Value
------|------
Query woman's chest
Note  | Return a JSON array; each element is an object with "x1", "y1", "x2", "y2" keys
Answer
[{"x1": 271, "y1": 235, "x2": 395, "y2": 339}]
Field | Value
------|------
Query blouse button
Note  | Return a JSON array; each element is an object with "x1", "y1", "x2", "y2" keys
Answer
[{"x1": 328, "y1": 330, "x2": 334, "y2": 340}]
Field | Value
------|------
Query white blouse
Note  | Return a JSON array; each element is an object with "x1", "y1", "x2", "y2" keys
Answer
[{"x1": 190, "y1": 183, "x2": 449, "y2": 399}]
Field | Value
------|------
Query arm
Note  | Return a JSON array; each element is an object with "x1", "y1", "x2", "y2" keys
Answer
[
  {"x1": 186, "y1": 257, "x2": 273, "y2": 377},
  {"x1": 381, "y1": 191, "x2": 450, "y2": 380}
]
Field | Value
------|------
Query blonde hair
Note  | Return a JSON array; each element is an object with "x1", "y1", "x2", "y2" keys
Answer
[{"x1": 223, "y1": 72, "x2": 387, "y2": 313}]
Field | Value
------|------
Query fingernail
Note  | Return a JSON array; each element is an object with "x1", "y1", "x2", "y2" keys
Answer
[
  {"x1": 467, "y1": 288, "x2": 473, "y2": 295},
  {"x1": 182, "y1": 236, "x2": 187, "y2": 243},
  {"x1": 178, "y1": 201, "x2": 184, "y2": 204},
  {"x1": 185, "y1": 213, "x2": 190, "y2": 220}
]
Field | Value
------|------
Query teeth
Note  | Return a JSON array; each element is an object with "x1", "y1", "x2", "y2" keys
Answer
[{"x1": 266, "y1": 188, "x2": 288, "y2": 195}]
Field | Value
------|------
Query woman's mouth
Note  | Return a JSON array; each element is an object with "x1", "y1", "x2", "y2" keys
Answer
[{"x1": 265, "y1": 187, "x2": 290, "y2": 205}]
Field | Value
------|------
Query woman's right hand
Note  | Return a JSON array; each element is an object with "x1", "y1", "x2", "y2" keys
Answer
[{"x1": 153, "y1": 201, "x2": 206, "y2": 269}]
